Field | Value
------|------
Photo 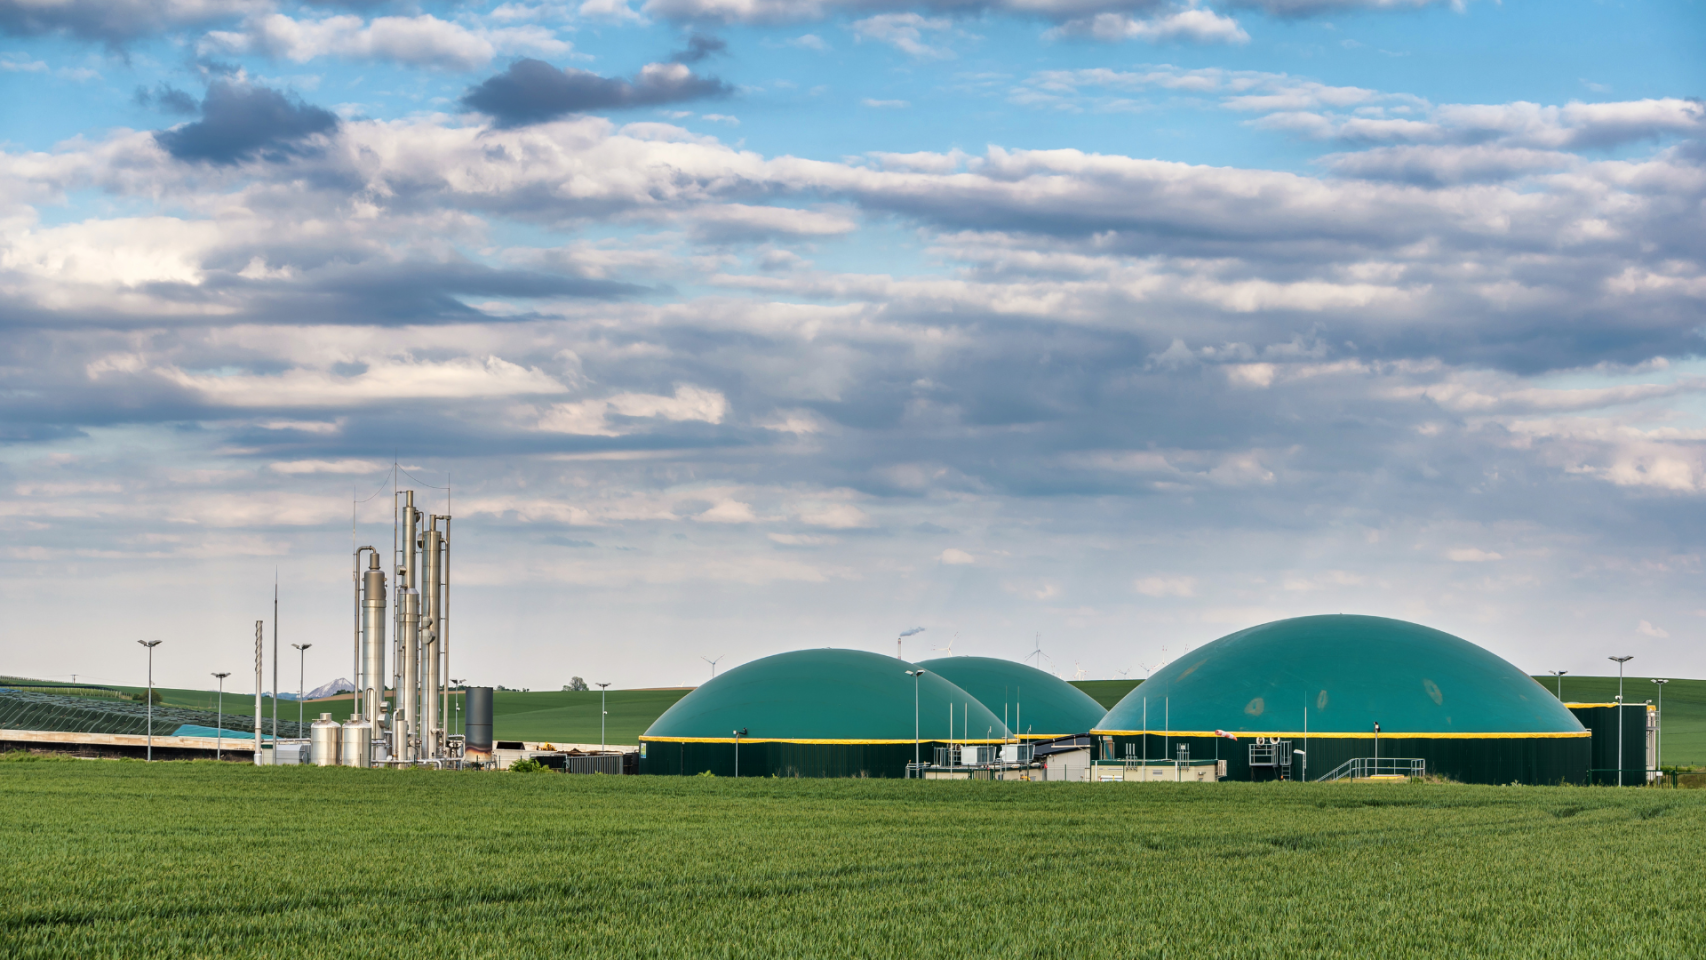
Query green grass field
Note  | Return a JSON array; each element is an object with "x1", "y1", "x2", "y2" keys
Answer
[{"x1": 3, "y1": 757, "x2": 1703, "y2": 958}]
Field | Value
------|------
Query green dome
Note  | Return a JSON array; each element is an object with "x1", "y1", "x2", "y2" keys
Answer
[
  {"x1": 914, "y1": 656, "x2": 1106, "y2": 739},
  {"x1": 1095, "y1": 615, "x2": 1585, "y2": 737},
  {"x1": 642, "y1": 648, "x2": 1011, "y2": 743}
]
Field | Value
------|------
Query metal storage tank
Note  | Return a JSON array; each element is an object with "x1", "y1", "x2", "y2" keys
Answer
[
  {"x1": 1093, "y1": 615, "x2": 1590, "y2": 785},
  {"x1": 465, "y1": 686, "x2": 494, "y2": 762},
  {"x1": 914, "y1": 655, "x2": 1106, "y2": 740},
  {"x1": 639, "y1": 648, "x2": 1009, "y2": 777},
  {"x1": 340, "y1": 717, "x2": 373, "y2": 768},
  {"x1": 310, "y1": 713, "x2": 342, "y2": 766}
]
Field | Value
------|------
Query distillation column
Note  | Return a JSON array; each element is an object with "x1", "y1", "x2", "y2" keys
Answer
[
  {"x1": 360, "y1": 553, "x2": 387, "y2": 760},
  {"x1": 421, "y1": 521, "x2": 443, "y2": 760}
]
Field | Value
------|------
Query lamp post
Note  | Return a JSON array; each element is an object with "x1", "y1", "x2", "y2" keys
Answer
[
  {"x1": 212, "y1": 672, "x2": 231, "y2": 760},
  {"x1": 905, "y1": 669, "x2": 927, "y2": 776},
  {"x1": 597, "y1": 682, "x2": 611, "y2": 754},
  {"x1": 452, "y1": 679, "x2": 465, "y2": 736},
  {"x1": 1610, "y1": 655, "x2": 1633, "y2": 786},
  {"x1": 291, "y1": 643, "x2": 312, "y2": 730},
  {"x1": 1548, "y1": 670, "x2": 1568, "y2": 700},
  {"x1": 1373, "y1": 722, "x2": 1380, "y2": 773},
  {"x1": 1652, "y1": 679, "x2": 1669, "y2": 777},
  {"x1": 137, "y1": 640, "x2": 162, "y2": 761},
  {"x1": 732, "y1": 727, "x2": 747, "y2": 778}
]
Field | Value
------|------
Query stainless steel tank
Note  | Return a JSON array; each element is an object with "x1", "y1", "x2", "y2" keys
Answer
[
  {"x1": 339, "y1": 717, "x2": 373, "y2": 767},
  {"x1": 361, "y1": 557, "x2": 386, "y2": 730},
  {"x1": 310, "y1": 713, "x2": 342, "y2": 766}
]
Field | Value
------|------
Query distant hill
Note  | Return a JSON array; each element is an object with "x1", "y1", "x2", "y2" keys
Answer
[{"x1": 307, "y1": 678, "x2": 354, "y2": 700}]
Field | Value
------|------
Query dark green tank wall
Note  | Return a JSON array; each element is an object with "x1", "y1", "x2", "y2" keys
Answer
[
  {"x1": 1098, "y1": 733, "x2": 1589, "y2": 785},
  {"x1": 1570, "y1": 705, "x2": 1650, "y2": 785},
  {"x1": 639, "y1": 740, "x2": 944, "y2": 778}
]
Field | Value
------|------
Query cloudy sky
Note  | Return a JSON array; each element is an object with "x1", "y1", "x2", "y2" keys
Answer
[{"x1": 1, "y1": 0, "x2": 1702, "y2": 693}]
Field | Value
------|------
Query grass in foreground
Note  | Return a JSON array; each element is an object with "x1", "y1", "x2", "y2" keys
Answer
[{"x1": 3, "y1": 757, "x2": 1704, "y2": 958}]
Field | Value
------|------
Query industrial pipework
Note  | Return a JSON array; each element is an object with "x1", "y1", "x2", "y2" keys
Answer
[{"x1": 344, "y1": 486, "x2": 459, "y2": 768}]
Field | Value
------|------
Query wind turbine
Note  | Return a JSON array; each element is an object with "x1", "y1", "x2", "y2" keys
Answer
[
  {"x1": 1073, "y1": 661, "x2": 1087, "y2": 681},
  {"x1": 701, "y1": 655, "x2": 723, "y2": 680},
  {"x1": 933, "y1": 632, "x2": 958, "y2": 657},
  {"x1": 1025, "y1": 634, "x2": 1055, "y2": 675}
]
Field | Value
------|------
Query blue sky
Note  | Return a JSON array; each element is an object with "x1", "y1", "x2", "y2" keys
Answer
[{"x1": 1, "y1": 0, "x2": 1703, "y2": 692}]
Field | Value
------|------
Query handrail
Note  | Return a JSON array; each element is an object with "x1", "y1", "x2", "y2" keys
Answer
[{"x1": 1315, "y1": 757, "x2": 1425, "y2": 782}]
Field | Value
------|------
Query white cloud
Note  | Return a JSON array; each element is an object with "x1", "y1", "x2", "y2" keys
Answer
[
  {"x1": 939, "y1": 547, "x2": 974, "y2": 564},
  {"x1": 1134, "y1": 575, "x2": 1196, "y2": 597},
  {"x1": 861, "y1": 98, "x2": 910, "y2": 109},
  {"x1": 696, "y1": 499, "x2": 758, "y2": 522},
  {"x1": 1638, "y1": 619, "x2": 1669, "y2": 638},
  {"x1": 267, "y1": 459, "x2": 385, "y2": 474},
  {"x1": 202, "y1": 14, "x2": 571, "y2": 70},
  {"x1": 539, "y1": 385, "x2": 728, "y2": 435},
  {"x1": 1447, "y1": 548, "x2": 1503, "y2": 562},
  {"x1": 798, "y1": 504, "x2": 869, "y2": 528},
  {"x1": 1048, "y1": 7, "x2": 1249, "y2": 45},
  {"x1": 851, "y1": 14, "x2": 956, "y2": 59}
]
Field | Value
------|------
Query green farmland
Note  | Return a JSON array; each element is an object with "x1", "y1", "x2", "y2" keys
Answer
[{"x1": 4, "y1": 757, "x2": 1704, "y2": 959}]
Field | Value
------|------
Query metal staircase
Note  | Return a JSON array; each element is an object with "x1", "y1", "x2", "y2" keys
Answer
[{"x1": 1315, "y1": 757, "x2": 1425, "y2": 782}]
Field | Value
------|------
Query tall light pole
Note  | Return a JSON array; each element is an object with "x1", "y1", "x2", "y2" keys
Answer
[
  {"x1": 292, "y1": 643, "x2": 312, "y2": 730},
  {"x1": 597, "y1": 682, "x2": 611, "y2": 754},
  {"x1": 1548, "y1": 670, "x2": 1568, "y2": 700},
  {"x1": 452, "y1": 679, "x2": 465, "y2": 736},
  {"x1": 905, "y1": 669, "x2": 926, "y2": 775},
  {"x1": 1610, "y1": 655, "x2": 1633, "y2": 787},
  {"x1": 732, "y1": 727, "x2": 747, "y2": 778},
  {"x1": 137, "y1": 640, "x2": 162, "y2": 762},
  {"x1": 1652, "y1": 679, "x2": 1669, "y2": 776},
  {"x1": 212, "y1": 672, "x2": 231, "y2": 760}
]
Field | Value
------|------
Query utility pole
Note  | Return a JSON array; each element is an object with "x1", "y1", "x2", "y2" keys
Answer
[{"x1": 1548, "y1": 670, "x2": 1567, "y2": 700}]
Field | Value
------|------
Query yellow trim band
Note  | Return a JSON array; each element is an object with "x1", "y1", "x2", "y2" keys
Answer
[
  {"x1": 1090, "y1": 729, "x2": 1590, "y2": 740},
  {"x1": 638, "y1": 738, "x2": 1010, "y2": 745},
  {"x1": 1564, "y1": 702, "x2": 1654, "y2": 710}
]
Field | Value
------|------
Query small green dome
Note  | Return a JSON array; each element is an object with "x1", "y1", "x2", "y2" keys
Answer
[
  {"x1": 914, "y1": 656, "x2": 1106, "y2": 738},
  {"x1": 1095, "y1": 615, "x2": 1584, "y2": 736},
  {"x1": 642, "y1": 648, "x2": 1010, "y2": 743}
]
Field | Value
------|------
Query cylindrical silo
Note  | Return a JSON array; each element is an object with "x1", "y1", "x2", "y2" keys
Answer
[
  {"x1": 340, "y1": 718, "x2": 373, "y2": 767},
  {"x1": 466, "y1": 686, "x2": 493, "y2": 758},
  {"x1": 310, "y1": 713, "x2": 342, "y2": 766}
]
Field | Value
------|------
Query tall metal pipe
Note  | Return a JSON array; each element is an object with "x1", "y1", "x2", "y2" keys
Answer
[
  {"x1": 397, "y1": 587, "x2": 419, "y2": 760},
  {"x1": 433, "y1": 518, "x2": 446, "y2": 743},
  {"x1": 422, "y1": 523, "x2": 443, "y2": 759}
]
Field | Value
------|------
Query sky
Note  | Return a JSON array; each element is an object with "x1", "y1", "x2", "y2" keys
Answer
[{"x1": 1, "y1": 0, "x2": 1703, "y2": 694}]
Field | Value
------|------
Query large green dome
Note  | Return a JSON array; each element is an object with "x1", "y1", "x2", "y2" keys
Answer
[
  {"x1": 642, "y1": 648, "x2": 1010, "y2": 743},
  {"x1": 1095, "y1": 615, "x2": 1585, "y2": 736},
  {"x1": 914, "y1": 656, "x2": 1106, "y2": 739}
]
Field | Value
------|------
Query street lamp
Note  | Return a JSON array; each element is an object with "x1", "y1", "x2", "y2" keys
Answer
[
  {"x1": 732, "y1": 727, "x2": 747, "y2": 778},
  {"x1": 212, "y1": 672, "x2": 231, "y2": 760},
  {"x1": 1652, "y1": 679, "x2": 1669, "y2": 776},
  {"x1": 1610, "y1": 655, "x2": 1633, "y2": 786},
  {"x1": 452, "y1": 679, "x2": 465, "y2": 736},
  {"x1": 1548, "y1": 670, "x2": 1568, "y2": 700},
  {"x1": 137, "y1": 640, "x2": 162, "y2": 762},
  {"x1": 291, "y1": 643, "x2": 312, "y2": 730},
  {"x1": 904, "y1": 669, "x2": 927, "y2": 776},
  {"x1": 596, "y1": 682, "x2": 611, "y2": 754}
]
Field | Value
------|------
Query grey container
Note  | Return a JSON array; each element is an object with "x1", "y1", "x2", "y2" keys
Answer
[{"x1": 466, "y1": 686, "x2": 493, "y2": 752}]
